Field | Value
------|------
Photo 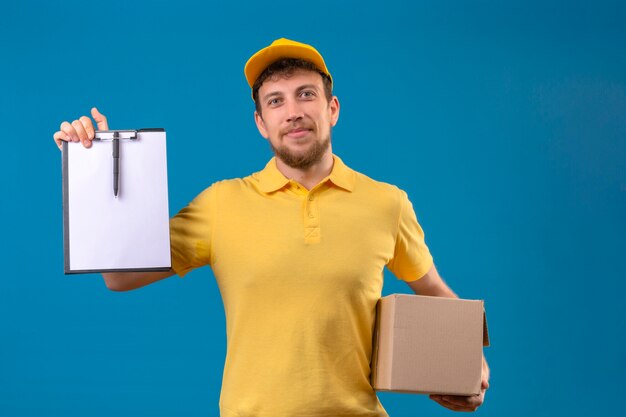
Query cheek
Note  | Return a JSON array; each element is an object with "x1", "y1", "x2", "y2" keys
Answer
[
  {"x1": 267, "y1": 122, "x2": 282, "y2": 138},
  {"x1": 263, "y1": 113, "x2": 283, "y2": 131},
  {"x1": 321, "y1": 113, "x2": 334, "y2": 129}
]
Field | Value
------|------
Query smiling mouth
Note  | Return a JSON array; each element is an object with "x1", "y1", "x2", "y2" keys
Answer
[{"x1": 285, "y1": 128, "x2": 312, "y2": 139}]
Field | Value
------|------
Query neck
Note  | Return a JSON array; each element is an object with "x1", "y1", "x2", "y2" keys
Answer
[{"x1": 275, "y1": 148, "x2": 334, "y2": 190}]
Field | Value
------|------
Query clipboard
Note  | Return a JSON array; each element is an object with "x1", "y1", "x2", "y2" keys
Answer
[{"x1": 62, "y1": 128, "x2": 171, "y2": 274}]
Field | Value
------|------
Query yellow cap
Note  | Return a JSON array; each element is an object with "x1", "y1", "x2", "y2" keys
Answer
[{"x1": 244, "y1": 38, "x2": 332, "y2": 90}]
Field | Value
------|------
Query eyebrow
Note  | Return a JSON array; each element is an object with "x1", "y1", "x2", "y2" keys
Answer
[
  {"x1": 262, "y1": 91, "x2": 283, "y2": 102},
  {"x1": 296, "y1": 84, "x2": 319, "y2": 93},
  {"x1": 262, "y1": 84, "x2": 320, "y2": 102}
]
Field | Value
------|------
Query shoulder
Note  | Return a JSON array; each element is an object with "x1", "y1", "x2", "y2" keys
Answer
[
  {"x1": 190, "y1": 172, "x2": 270, "y2": 209},
  {"x1": 184, "y1": 177, "x2": 246, "y2": 207},
  {"x1": 351, "y1": 167, "x2": 407, "y2": 203}
]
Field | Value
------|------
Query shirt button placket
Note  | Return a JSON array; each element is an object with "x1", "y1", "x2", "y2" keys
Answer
[
  {"x1": 306, "y1": 194, "x2": 314, "y2": 220},
  {"x1": 304, "y1": 192, "x2": 320, "y2": 244}
]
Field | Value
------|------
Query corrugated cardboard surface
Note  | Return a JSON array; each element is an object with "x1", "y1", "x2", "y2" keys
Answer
[{"x1": 371, "y1": 294, "x2": 489, "y2": 396}]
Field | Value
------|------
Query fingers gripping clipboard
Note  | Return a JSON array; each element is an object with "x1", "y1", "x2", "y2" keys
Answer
[{"x1": 62, "y1": 129, "x2": 171, "y2": 274}]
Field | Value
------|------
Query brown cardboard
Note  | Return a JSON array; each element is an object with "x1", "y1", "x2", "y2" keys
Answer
[{"x1": 371, "y1": 294, "x2": 489, "y2": 396}]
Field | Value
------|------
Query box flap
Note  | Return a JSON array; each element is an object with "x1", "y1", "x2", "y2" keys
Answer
[
  {"x1": 370, "y1": 299, "x2": 382, "y2": 385},
  {"x1": 370, "y1": 295, "x2": 396, "y2": 389},
  {"x1": 483, "y1": 309, "x2": 490, "y2": 347}
]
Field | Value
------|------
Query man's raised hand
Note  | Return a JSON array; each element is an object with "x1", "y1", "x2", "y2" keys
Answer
[{"x1": 53, "y1": 107, "x2": 109, "y2": 150}]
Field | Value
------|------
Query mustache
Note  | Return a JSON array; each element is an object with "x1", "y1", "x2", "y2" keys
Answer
[{"x1": 280, "y1": 123, "x2": 314, "y2": 135}]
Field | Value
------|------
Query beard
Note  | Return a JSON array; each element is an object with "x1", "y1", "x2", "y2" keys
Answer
[{"x1": 270, "y1": 135, "x2": 331, "y2": 170}]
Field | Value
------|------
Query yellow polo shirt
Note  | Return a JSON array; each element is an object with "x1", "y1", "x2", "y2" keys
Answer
[{"x1": 170, "y1": 155, "x2": 433, "y2": 417}]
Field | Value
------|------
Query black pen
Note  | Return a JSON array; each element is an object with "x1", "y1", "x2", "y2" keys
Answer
[{"x1": 113, "y1": 131, "x2": 120, "y2": 197}]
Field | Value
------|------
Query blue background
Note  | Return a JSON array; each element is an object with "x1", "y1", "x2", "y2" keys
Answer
[{"x1": 1, "y1": 0, "x2": 624, "y2": 416}]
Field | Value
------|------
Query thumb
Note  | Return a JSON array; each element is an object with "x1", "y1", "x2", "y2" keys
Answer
[{"x1": 91, "y1": 107, "x2": 109, "y2": 130}]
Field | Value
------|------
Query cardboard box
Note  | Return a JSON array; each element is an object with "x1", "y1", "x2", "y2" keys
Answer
[{"x1": 371, "y1": 294, "x2": 489, "y2": 396}]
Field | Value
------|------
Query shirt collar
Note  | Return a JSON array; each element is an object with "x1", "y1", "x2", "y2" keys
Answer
[{"x1": 256, "y1": 154, "x2": 356, "y2": 193}]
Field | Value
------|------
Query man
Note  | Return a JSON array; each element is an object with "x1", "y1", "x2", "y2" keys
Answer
[{"x1": 53, "y1": 38, "x2": 490, "y2": 416}]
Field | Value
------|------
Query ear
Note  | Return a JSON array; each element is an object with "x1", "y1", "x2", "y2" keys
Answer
[
  {"x1": 329, "y1": 96, "x2": 340, "y2": 127},
  {"x1": 254, "y1": 111, "x2": 269, "y2": 139}
]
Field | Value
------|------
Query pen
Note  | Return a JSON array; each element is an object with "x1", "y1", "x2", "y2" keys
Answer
[{"x1": 113, "y1": 131, "x2": 120, "y2": 197}]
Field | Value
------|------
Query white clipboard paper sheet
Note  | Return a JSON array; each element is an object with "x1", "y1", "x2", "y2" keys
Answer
[{"x1": 62, "y1": 129, "x2": 171, "y2": 274}]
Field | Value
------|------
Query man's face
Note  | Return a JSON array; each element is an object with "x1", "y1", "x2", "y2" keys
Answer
[{"x1": 254, "y1": 69, "x2": 340, "y2": 169}]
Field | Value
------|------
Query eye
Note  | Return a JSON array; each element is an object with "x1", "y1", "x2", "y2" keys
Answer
[
  {"x1": 267, "y1": 97, "x2": 282, "y2": 107},
  {"x1": 300, "y1": 90, "x2": 316, "y2": 99}
]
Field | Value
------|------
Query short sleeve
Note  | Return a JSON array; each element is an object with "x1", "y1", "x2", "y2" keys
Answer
[
  {"x1": 386, "y1": 190, "x2": 434, "y2": 282},
  {"x1": 169, "y1": 184, "x2": 217, "y2": 277}
]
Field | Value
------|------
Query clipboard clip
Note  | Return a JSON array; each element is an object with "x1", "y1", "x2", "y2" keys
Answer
[{"x1": 93, "y1": 130, "x2": 138, "y2": 141}]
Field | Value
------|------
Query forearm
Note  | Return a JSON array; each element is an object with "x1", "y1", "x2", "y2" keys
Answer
[
  {"x1": 420, "y1": 279, "x2": 458, "y2": 298},
  {"x1": 103, "y1": 269, "x2": 175, "y2": 291},
  {"x1": 407, "y1": 264, "x2": 459, "y2": 298}
]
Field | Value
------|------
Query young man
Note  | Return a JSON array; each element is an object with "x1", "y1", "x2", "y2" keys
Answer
[{"x1": 53, "y1": 38, "x2": 489, "y2": 416}]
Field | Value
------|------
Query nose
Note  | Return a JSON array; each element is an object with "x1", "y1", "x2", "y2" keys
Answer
[{"x1": 285, "y1": 99, "x2": 304, "y2": 123}]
